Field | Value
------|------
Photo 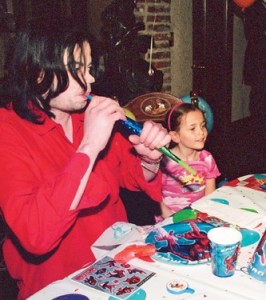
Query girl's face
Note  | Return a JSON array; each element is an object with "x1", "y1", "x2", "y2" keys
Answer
[
  {"x1": 49, "y1": 41, "x2": 95, "y2": 115},
  {"x1": 171, "y1": 110, "x2": 208, "y2": 150}
]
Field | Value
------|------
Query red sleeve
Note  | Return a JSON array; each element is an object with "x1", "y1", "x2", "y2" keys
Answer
[
  {"x1": 105, "y1": 132, "x2": 163, "y2": 202},
  {"x1": 0, "y1": 150, "x2": 90, "y2": 254},
  {"x1": 0, "y1": 118, "x2": 95, "y2": 254}
]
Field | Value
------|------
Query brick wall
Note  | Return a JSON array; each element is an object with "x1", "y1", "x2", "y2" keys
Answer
[
  {"x1": 0, "y1": 0, "x2": 173, "y2": 94},
  {"x1": 135, "y1": 0, "x2": 172, "y2": 94}
]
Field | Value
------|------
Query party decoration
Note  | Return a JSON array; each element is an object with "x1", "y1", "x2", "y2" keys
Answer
[
  {"x1": 233, "y1": 0, "x2": 256, "y2": 9},
  {"x1": 72, "y1": 256, "x2": 153, "y2": 300},
  {"x1": 124, "y1": 108, "x2": 136, "y2": 120},
  {"x1": 247, "y1": 229, "x2": 266, "y2": 282},
  {"x1": 145, "y1": 221, "x2": 213, "y2": 265},
  {"x1": 166, "y1": 280, "x2": 195, "y2": 295}
]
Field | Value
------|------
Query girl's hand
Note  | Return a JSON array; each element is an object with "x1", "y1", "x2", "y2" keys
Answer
[
  {"x1": 129, "y1": 120, "x2": 171, "y2": 161},
  {"x1": 80, "y1": 96, "x2": 126, "y2": 156}
]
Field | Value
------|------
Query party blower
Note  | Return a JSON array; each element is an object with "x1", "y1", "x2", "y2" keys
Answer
[{"x1": 87, "y1": 94, "x2": 196, "y2": 175}]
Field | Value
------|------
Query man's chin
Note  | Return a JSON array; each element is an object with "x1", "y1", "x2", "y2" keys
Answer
[{"x1": 75, "y1": 101, "x2": 88, "y2": 112}]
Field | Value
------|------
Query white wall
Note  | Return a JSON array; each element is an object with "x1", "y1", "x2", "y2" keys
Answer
[
  {"x1": 170, "y1": 0, "x2": 193, "y2": 98},
  {"x1": 171, "y1": 2, "x2": 249, "y2": 122},
  {"x1": 232, "y1": 15, "x2": 250, "y2": 121}
]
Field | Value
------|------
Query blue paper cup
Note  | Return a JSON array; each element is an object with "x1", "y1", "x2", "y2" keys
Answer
[{"x1": 207, "y1": 227, "x2": 242, "y2": 277}]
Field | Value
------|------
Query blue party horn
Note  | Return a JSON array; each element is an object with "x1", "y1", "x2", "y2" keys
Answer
[{"x1": 87, "y1": 94, "x2": 196, "y2": 175}]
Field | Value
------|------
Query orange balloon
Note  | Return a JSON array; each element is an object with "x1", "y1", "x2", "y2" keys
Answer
[{"x1": 233, "y1": 0, "x2": 256, "y2": 8}]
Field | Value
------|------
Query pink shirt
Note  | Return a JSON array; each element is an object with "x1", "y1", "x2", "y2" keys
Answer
[
  {"x1": 0, "y1": 107, "x2": 162, "y2": 299},
  {"x1": 162, "y1": 150, "x2": 220, "y2": 212}
]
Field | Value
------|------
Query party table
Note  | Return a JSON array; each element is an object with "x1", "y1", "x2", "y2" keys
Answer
[{"x1": 28, "y1": 174, "x2": 266, "y2": 300}]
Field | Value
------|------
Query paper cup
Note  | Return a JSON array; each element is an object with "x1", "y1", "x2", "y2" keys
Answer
[{"x1": 207, "y1": 227, "x2": 242, "y2": 277}]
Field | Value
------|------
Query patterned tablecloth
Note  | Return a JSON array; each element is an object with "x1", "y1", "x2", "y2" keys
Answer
[{"x1": 28, "y1": 174, "x2": 266, "y2": 300}]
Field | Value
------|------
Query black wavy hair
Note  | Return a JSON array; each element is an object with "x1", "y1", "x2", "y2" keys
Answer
[{"x1": 0, "y1": 17, "x2": 92, "y2": 123}]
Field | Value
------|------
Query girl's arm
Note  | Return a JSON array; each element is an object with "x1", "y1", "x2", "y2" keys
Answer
[
  {"x1": 160, "y1": 202, "x2": 174, "y2": 219},
  {"x1": 205, "y1": 178, "x2": 216, "y2": 195}
]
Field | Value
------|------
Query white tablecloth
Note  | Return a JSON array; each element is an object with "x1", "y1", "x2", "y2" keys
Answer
[{"x1": 28, "y1": 175, "x2": 266, "y2": 300}]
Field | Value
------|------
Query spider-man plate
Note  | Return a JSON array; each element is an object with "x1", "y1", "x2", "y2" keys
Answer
[{"x1": 145, "y1": 221, "x2": 213, "y2": 265}]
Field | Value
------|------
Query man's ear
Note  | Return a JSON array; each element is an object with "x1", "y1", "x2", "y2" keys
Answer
[{"x1": 36, "y1": 70, "x2": 44, "y2": 83}]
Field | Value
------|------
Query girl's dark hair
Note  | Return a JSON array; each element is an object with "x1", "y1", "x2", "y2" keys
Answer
[
  {"x1": 0, "y1": 17, "x2": 92, "y2": 123},
  {"x1": 164, "y1": 103, "x2": 204, "y2": 131}
]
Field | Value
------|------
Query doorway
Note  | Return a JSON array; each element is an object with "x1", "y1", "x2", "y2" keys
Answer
[{"x1": 191, "y1": 0, "x2": 265, "y2": 179}]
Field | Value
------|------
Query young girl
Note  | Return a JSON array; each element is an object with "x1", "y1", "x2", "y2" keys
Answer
[{"x1": 160, "y1": 102, "x2": 220, "y2": 219}]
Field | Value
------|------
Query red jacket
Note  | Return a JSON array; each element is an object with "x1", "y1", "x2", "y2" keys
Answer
[{"x1": 0, "y1": 108, "x2": 162, "y2": 299}]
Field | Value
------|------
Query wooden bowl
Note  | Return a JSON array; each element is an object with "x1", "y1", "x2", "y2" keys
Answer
[{"x1": 124, "y1": 92, "x2": 182, "y2": 122}]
